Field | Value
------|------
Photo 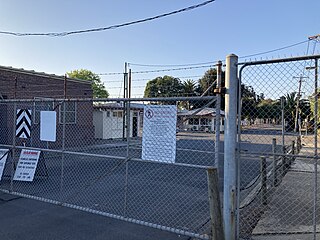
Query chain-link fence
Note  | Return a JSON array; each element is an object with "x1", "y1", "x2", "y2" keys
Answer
[
  {"x1": 0, "y1": 96, "x2": 225, "y2": 239},
  {"x1": 237, "y1": 55, "x2": 320, "y2": 239}
]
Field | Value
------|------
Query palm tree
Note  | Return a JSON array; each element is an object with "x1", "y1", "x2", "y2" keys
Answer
[
  {"x1": 181, "y1": 79, "x2": 198, "y2": 110},
  {"x1": 284, "y1": 92, "x2": 311, "y2": 131},
  {"x1": 183, "y1": 79, "x2": 197, "y2": 96}
]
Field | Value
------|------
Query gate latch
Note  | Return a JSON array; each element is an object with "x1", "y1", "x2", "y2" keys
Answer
[{"x1": 213, "y1": 87, "x2": 226, "y2": 94}]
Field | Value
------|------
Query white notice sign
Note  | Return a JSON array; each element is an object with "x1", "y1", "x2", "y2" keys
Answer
[
  {"x1": 0, "y1": 149, "x2": 9, "y2": 180},
  {"x1": 40, "y1": 111, "x2": 57, "y2": 142},
  {"x1": 13, "y1": 149, "x2": 41, "y2": 182},
  {"x1": 142, "y1": 105, "x2": 177, "y2": 163}
]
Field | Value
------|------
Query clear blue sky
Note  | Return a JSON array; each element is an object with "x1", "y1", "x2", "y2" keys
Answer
[{"x1": 0, "y1": 0, "x2": 319, "y2": 97}]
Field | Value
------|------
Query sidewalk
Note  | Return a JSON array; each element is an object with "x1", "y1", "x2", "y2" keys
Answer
[
  {"x1": 0, "y1": 192, "x2": 185, "y2": 240},
  {"x1": 251, "y1": 137, "x2": 320, "y2": 240}
]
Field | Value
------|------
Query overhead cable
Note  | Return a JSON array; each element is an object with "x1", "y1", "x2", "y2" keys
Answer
[
  {"x1": 98, "y1": 64, "x2": 214, "y2": 76},
  {"x1": 239, "y1": 40, "x2": 310, "y2": 59},
  {"x1": 0, "y1": 0, "x2": 215, "y2": 37}
]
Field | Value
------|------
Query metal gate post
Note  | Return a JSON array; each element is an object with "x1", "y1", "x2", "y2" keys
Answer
[
  {"x1": 60, "y1": 100, "x2": 66, "y2": 201},
  {"x1": 215, "y1": 61, "x2": 222, "y2": 180},
  {"x1": 10, "y1": 102, "x2": 17, "y2": 192},
  {"x1": 223, "y1": 54, "x2": 238, "y2": 240},
  {"x1": 313, "y1": 58, "x2": 318, "y2": 240}
]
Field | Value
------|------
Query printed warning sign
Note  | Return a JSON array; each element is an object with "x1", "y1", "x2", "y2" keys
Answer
[
  {"x1": 13, "y1": 149, "x2": 41, "y2": 182},
  {"x1": 0, "y1": 149, "x2": 9, "y2": 180},
  {"x1": 40, "y1": 111, "x2": 57, "y2": 142},
  {"x1": 142, "y1": 105, "x2": 177, "y2": 163}
]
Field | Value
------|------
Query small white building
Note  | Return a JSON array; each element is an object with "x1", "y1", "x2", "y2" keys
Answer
[
  {"x1": 93, "y1": 102, "x2": 144, "y2": 139},
  {"x1": 177, "y1": 108, "x2": 225, "y2": 132}
]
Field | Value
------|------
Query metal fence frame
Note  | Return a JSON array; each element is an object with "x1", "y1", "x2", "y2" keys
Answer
[
  {"x1": 233, "y1": 54, "x2": 320, "y2": 240},
  {"x1": 0, "y1": 95, "x2": 225, "y2": 240}
]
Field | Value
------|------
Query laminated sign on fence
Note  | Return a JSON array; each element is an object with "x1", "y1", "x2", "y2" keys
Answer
[
  {"x1": 142, "y1": 105, "x2": 177, "y2": 163},
  {"x1": 16, "y1": 109, "x2": 32, "y2": 138},
  {"x1": 13, "y1": 149, "x2": 41, "y2": 182}
]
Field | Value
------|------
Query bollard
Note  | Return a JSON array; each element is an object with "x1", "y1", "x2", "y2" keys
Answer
[
  {"x1": 261, "y1": 157, "x2": 267, "y2": 206},
  {"x1": 291, "y1": 140, "x2": 295, "y2": 164},
  {"x1": 207, "y1": 167, "x2": 224, "y2": 240},
  {"x1": 296, "y1": 136, "x2": 301, "y2": 153},
  {"x1": 272, "y1": 138, "x2": 277, "y2": 187},
  {"x1": 281, "y1": 145, "x2": 286, "y2": 179}
]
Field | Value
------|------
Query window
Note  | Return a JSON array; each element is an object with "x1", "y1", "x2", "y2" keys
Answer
[
  {"x1": 59, "y1": 102, "x2": 77, "y2": 124},
  {"x1": 33, "y1": 97, "x2": 54, "y2": 124},
  {"x1": 189, "y1": 118, "x2": 199, "y2": 125},
  {"x1": 112, "y1": 111, "x2": 123, "y2": 118},
  {"x1": 106, "y1": 111, "x2": 111, "y2": 117},
  {"x1": 200, "y1": 118, "x2": 211, "y2": 126}
]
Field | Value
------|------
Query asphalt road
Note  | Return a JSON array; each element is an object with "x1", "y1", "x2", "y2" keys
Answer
[
  {"x1": 0, "y1": 192, "x2": 186, "y2": 240},
  {"x1": 0, "y1": 127, "x2": 296, "y2": 238}
]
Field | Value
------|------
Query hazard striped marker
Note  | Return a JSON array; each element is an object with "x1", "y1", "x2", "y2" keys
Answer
[{"x1": 16, "y1": 109, "x2": 32, "y2": 138}]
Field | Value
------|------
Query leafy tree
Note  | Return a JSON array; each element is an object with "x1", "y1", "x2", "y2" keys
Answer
[
  {"x1": 241, "y1": 84, "x2": 261, "y2": 122},
  {"x1": 67, "y1": 69, "x2": 109, "y2": 98},
  {"x1": 256, "y1": 99, "x2": 281, "y2": 123},
  {"x1": 309, "y1": 89, "x2": 320, "y2": 123},
  {"x1": 144, "y1": 75, "x2": 183, "y2": 98},
  {"x1": 198, "y1": 68, "x2": 226, "y2": 95}
]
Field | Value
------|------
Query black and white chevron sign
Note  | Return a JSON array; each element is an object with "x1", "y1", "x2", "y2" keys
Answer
[{"x1": 16, "y1": 109, "x2": 32, "y2": 138}]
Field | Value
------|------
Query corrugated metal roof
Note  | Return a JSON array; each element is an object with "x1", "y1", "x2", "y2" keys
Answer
[
  {"x1": 94, "y1": 102, "x2": 145, "y2": 110},
  {"x1": 178, "y1": 107, "x2": 225, "y2": 116}
]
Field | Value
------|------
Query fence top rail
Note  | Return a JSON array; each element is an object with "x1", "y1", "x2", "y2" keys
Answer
[
  {"x1": 0, "y1": 96, "x2": 216, "y2": 103},
  {"x1": 238, "y1": 54, "x2": 320, "y2": 67}
]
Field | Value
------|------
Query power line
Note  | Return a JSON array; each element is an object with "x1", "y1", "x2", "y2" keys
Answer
[
  {"x1": 100, "y1": 39, "x2": 311, "y2": 76},
  {"x1": 0, "y1": 0, "x2": 215, "y2": 37},
  {"x1": 127, "y1": 39, "x2": 311, "y2": 69},
  {"x1": 128, "y1": 61, "x2": 218, "y2": 68},
  {"x1": 98, "y1": 64, "x2": 215, "y2": 76},
  {"x1": 102, "y1": 75, "x2": 216, "y2": 83},
  {"x1": 239, "y1": 40, "x2": 310, "y2": 59}
]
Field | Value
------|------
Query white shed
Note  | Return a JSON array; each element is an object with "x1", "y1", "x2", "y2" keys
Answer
[{"x1": 93, "y1": 103, "x2": 144, "y2": 139}]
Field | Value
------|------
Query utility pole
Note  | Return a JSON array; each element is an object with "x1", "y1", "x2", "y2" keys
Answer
[
  {"x1": 64, "y1": 74, "x2": 67, "y2": 99},
  {"x1": 293, "y1": 75, "x2": 307, "y2": 132}
]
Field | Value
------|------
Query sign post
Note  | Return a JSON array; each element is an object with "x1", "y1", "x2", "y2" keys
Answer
[{"x1": 0, "y1": 149, "x2": 9, "y2": 180}]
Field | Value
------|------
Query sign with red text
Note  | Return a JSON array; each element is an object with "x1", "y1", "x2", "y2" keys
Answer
[
  {"x1": 13, "y1": 149, "x2": 41, "y2": 182},
  {"x1": 142, "y1": 105, "x2": 177, "y2": 163}
]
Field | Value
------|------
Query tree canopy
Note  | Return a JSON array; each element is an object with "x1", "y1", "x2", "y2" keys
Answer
[
  {"x1": 67, "y1": 69, "x2": 109, "y2": 98},
  {"x1": 144, "y1": 75, "x2": 183, "y2": 98}
]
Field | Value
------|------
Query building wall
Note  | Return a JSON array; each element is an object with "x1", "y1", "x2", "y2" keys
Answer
[
  {"x1": 0, "y1": 68, "x2": 94, "y2": 148},
  {"x1": 93, "y1": 109, "x2": 142, "y2": 139}
]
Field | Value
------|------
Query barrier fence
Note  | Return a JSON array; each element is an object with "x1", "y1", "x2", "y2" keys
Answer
[
  {"x1": 0, "y1": 96, "x2": 223, "y2": 240},
  {"x1": 1, "y1": 54, "x2": 320, "y2": 240},
  {"x1": 236, "y1": 55, "x2": 320, "y2": 239}
]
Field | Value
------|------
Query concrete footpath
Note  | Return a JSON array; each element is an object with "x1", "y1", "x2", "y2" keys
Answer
[
  {"x1": 0, "y1": 192, "x2": 186, "y2": 240},
  {"x1": 252, "y1": 137, "x2": 320, "y2": 240}
]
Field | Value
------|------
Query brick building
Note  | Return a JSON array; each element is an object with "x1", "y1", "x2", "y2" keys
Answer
[{"x1": 0, "y1": 65, "x2": 94, "y2": 148}]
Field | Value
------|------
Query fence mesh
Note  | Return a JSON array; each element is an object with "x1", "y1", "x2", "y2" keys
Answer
[
  {"x1": 0, "y1": 96, "x2": 221, "y2": 239},
  {"x1": 238, "y1": 56, "x2": 320, "y2": 239}
]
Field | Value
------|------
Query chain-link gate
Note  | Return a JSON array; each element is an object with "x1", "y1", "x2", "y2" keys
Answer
[
  {"x1": 0, "y1": 94, "x2": 225, "y2": 239},
  {"x1": 237, "y1": 55, "x2": 320, "y2": 239}
]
